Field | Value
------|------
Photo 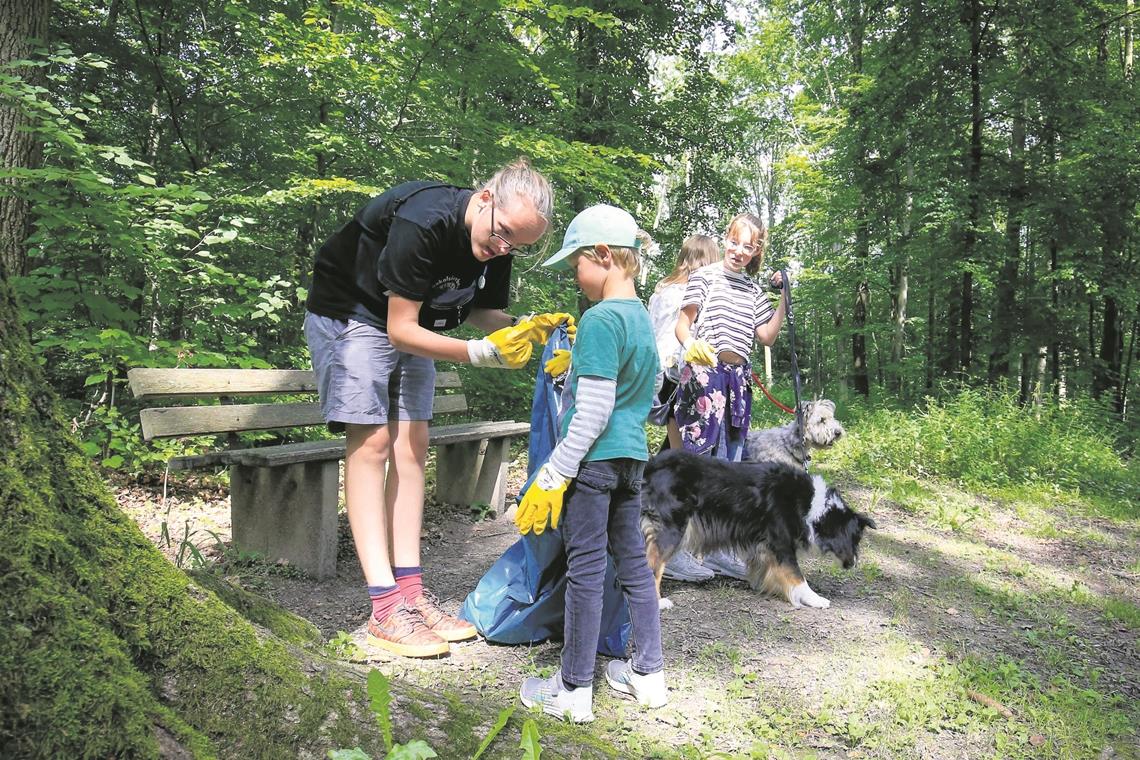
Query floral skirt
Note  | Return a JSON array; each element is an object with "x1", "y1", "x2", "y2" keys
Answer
[{"x1": 673, "y1": 360, "x2": 752, "y2": 459}]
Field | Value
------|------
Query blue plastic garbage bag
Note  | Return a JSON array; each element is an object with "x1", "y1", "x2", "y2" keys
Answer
[{"x1": 460, "y1": 325, "x2": 632, "y2": 657}]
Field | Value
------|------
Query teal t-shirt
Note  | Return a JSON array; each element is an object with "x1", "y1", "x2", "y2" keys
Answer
[{"x1": 560, "y1": 298, "x2": 660, "y2": 462}]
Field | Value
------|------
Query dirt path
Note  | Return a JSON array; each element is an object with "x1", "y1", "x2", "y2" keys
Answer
[{"x1": 116, "y1": 460, "x2": 1140, "y2": 759}]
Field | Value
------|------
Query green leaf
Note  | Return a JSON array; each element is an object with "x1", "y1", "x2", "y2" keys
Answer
[
  {"x1": 519, "y1": 719, "x2": 542, "y2": 760},
  {"x1": 137, "y1": 173, "x2": 156, "y2": 186},
  {"x1": 328, "y1": 750, "x2": 371, "y2": 760},
  {"x1": 385, "y1": 741, "x2": 436, "y2": 760},
  {"x1": 367, "y1": 669, "x2": 393, "y2": 752},
  {"x1": 471, "y1": 706, "x2": 514, "y2": 759}
]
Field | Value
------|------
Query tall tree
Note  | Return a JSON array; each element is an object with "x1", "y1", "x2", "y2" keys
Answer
[{"x1": 0, "y1": 0, "x2": 51, "y2": 276}]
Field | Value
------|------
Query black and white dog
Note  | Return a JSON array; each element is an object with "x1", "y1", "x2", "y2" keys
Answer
[{"x1": 641, "y1": 449, "x2": 876, "y2": 609}]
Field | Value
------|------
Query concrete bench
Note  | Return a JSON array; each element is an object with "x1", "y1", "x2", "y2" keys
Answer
[{"x1": 128, "y1": 368, "x2": 529, "y2": 579}]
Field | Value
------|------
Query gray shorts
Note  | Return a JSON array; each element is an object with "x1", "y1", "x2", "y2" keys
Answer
[{"x1": 304, "y1": 312, "x2": 436, "y2": 431}]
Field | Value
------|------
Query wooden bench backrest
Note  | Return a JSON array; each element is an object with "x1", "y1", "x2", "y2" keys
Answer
[{"x1": 128, "y1": 368, "x2": 466, "y2": 441}]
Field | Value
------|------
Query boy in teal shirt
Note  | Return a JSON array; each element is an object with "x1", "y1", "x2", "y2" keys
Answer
[{"x1": 516, "y1": 204, "x2": 667, "y2": 722}]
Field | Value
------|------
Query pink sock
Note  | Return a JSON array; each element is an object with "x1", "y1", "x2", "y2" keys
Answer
[
  {"x1": 368, "y1": 585, "x2": 402, "y2": 623},
  {"x1": 394, "y1": 567, "x2": 424, "y2": 602}
]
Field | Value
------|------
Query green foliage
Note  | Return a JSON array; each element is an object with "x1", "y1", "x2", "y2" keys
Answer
[
  {"x1": 326, "y1": 631, "x2": 366, "y2": 661},
  {"x1": 829, "y1": 387, "x2": 1139, "y2": 512},
  {"x1": 471, "y1": 707, "x2": 516, "y2": 760},
  {"x1": 332, "y1": 670, "x2": 524, "y2": 760},
  {"x1": 368, "y1": 670, "x2": 395, "y2": 754},
  {"x1": 519, "y1": 718, "x2": 543, "y2": 760}
]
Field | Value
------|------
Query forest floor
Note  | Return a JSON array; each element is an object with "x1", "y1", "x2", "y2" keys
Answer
[{"x1": 115, "y1": 447, "x2": 1140, "y2": 760}]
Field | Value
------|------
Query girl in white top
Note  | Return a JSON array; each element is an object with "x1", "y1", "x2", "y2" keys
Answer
[
  {"x1": 647, "y1": 234, "x2": 721, "y2": 450},
  {"x1": 647, "y1": 235, "x2": 721, "y2": 583}
]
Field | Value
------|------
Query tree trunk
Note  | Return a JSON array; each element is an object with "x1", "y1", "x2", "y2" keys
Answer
[
  {"x1": 943, "y1": 273, "x2": 962, "y2": 375},
  {"x1": 1125, "y1": 0, "x2": 1134, "y2": 82},
  {"x1": 1047, "y1": 132, "x2": 1062, "y2": 401},
  {"x1": 834, "y1": 290, "x2": 848, "y2": 396},
  {"x1": 890, "y1": 148, "x2": 914, "y2": 397},
  {"x1": 989, "y1": 96, "x2": 1026, "y2": 384},
  {"x1": 0, "y1": 0, "x2": 51, "y2": 277},
  {"x1": 959, "y1": 0, "x2": 983, "y2": 377},
  {"x1": 926, "y1": 267, "x2": 936, "y2": 391},
  {"x1": 1096, "y1": 295, "x2": 1123, "y2": 403},
  {"x1": 889, "y1": 259, "x2": 908, "y2": 396},
  {"x1": 847, "y1": 0, "x2": 870, "y2": 398},
  {"x1": 1121, "y1": 315, "x2": 1137, "y2": 419}
]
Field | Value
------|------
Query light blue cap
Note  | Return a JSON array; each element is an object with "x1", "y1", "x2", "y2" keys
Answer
[{"x1": 542, "y1": 203, "x2": 640, "y2": 270}]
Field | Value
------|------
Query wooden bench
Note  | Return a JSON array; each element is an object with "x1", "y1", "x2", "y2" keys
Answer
[{"x1": 128, "y1": 368, "x2": 530, "y2": 580}]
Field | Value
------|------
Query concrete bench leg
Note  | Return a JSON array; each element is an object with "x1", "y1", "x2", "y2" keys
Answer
[
  {"x1": 230, "y1": 460, "x2": 339, "y2": 580},
  {"x1": 435, "y1": 437, "x2": 513, "y2": 514}
]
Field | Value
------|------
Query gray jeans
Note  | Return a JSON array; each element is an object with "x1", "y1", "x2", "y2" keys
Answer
[{"x1": 560, "y1": 458, "x2": 664, "y2": 687}]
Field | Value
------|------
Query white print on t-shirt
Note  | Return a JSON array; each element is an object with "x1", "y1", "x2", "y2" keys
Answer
[{"x1": 433, "y1": 275, "x2": 461, "y2": 293}]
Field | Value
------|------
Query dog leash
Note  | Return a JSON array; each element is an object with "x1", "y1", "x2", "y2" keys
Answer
[
  {"x1": 751, "y1": 371, "x2": 795, "y2": 414},
  {"x1": 754, "y1": 269, "x2": 809, "y2": 469},
  {"x1": 780, "y1": 269, "x2": 807, "y2": 440}
]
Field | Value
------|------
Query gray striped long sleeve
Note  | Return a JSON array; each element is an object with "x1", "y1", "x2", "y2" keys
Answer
[{"x1": 547, "y1": 375, "x2": 616, "y2": 478}]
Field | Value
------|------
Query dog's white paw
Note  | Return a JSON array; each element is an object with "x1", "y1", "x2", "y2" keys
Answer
[
  {"x1": 789, "y1": 582, "x2": 830, "y2": 609},
  {"x1": 658, "y1": 597, "x2": 674, "y2": 611}
]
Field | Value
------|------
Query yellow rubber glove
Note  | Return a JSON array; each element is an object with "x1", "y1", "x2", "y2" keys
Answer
[
  {"x1": 682, "y1": 337, "x2": 716, "y2": 366},
  {"x1": 466, "y1": 323, "x2": 534, "y2": 369},
  {"x1": 515, "y1": 463, "x2": 570, "y2": 535},
  {"x1": 515, "y1": 312, "x2": 576, "y2": 344},
  {"x1": 543, "y1": 349, "x2": 571, "y2": 378}
]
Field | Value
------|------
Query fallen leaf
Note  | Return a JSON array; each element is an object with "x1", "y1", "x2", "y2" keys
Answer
[{"x1": 1029, "y1": 734, "x2": 1045, "y2": 747}]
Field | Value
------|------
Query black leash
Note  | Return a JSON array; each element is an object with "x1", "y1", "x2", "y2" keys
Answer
[
  {"x1": 774, "y1": 269, "x2": 810, "y2": 470},
  {"x1": 779, "y1": 269, "x2": 805, "y2": 437}
]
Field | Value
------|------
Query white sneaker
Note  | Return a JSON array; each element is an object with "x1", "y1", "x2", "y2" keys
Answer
[
  {"x1": 661, "y1": 549, "x2": 715, "y2": 582},
  {"x1": 702, "y1": 549, "x2": 750, "y2": 581},
  {"x1": 605, "y1": 660, "x2": 668, "y2": 708},
  {"x1": 520, "y1": 670, "x2": 594, "y2": 723}
]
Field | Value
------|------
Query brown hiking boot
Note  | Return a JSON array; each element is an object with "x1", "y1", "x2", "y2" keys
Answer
[
  {"x1": 367, "y1": 601, "x2": 449, "y2": 658},
  {"x1": 409, "y1": 592, "x2": 477, "y2": 642}
]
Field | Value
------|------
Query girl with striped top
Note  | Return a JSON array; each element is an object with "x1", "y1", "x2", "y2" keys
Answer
[{"x1": 673, "y1": 213, "x2": 785, "y2": 462}]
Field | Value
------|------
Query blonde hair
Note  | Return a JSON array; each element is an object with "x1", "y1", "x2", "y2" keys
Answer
[
  {"x1": 579, "y1": 245, "x2": 641, "y2": 279},
  {"x1": 656, "y1": 234, "x2": 720, "y2": 291},
  {"x1": 725, "y1": 213, "x2": 767, "y2": 275},
  {"x1": 481, "y1": 157, "x2": 554, "y2": 223}
]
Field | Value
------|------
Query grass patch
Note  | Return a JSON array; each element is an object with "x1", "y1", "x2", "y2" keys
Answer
[
  {"x1": 1103, "y1": 598, "x2": 1140, "y2": 630},
  {"x1": 829, "y1": 388, "x2": 1139, "y2": 521},
  {"x1": 811, "y1": 645, "x2": 1135, "y2": 758}
]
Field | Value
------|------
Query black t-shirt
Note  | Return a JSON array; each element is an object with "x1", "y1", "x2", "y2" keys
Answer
[{"x1": 306, "y1": 181, "x2": 512, "y2": 332}]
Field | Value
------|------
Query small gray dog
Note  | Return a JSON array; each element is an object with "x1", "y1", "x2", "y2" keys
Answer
[{"x1": 743, "y1": 399, "x2": 844, "y2": 468}]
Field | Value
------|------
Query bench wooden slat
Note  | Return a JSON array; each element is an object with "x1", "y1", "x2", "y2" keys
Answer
[
  {"x1": 129, "y1": 369, "x2": 317, "y2": 399},
  {"x1": 167, "y1": 420, "x2": 530, "y2": 470},
  {"x1": 140, "y1": 402, "x2": 325, "y2": 440},
  {"x1": 128, "y1": 368, "x2": 462, "y2": 399},
  {"x1": 140, "y1": 394, "x2": 469, "y2": 441}
]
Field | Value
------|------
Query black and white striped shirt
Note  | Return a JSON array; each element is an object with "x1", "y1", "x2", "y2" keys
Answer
[{"x1": 681, "y1": 262, "x2": 774, "y2": 357}]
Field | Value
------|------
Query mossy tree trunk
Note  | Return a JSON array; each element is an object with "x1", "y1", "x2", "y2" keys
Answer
[{"x1": 0, "y1": 262, "x2": 390, "y2": 755}]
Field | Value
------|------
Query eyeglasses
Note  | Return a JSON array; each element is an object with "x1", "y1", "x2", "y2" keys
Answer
[
  {"x1": 724, "y1": 237, "x2": 759, "y2": 255},
  {"x1": 490, "y1": 203, "x2": 534, "y2": 257}
]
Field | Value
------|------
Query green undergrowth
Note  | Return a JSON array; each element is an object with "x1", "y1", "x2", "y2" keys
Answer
[{"x1": 826, "y1": 388, "x2": 1139, "y2": 517}]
